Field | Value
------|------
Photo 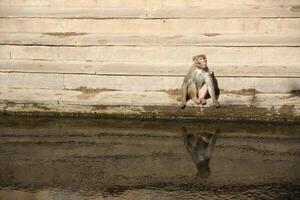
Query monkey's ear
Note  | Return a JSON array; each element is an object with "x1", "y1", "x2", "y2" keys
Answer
[{"x1": 192, "y1": 56, "x2": 197, "y2": 62}]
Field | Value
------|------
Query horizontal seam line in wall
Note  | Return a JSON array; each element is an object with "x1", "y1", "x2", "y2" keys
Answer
[
  {"x1": 1, "y1": 44, "x2": 300, "y2": 47},
  {"x1": 1, "y1": 33, "x2": 300, "y2": 36},
  {"x1": 1, "y1": 71, "x2": 299, "y2": 78},
  {"x1": 0, "y1": 17, "x2": 300, "y2": 19}
]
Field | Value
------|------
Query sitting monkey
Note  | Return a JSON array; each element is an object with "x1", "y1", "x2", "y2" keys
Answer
[{"x1": 180, "y1": 54, "x2": 220, "y2": 109}]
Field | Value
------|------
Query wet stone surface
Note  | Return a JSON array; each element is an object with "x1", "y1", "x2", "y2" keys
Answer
[{"x1": 0, "y1": 116, "x2": 299, "y2": 200}]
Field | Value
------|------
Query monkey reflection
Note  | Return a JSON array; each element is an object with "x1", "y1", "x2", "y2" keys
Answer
[{"x1": 182, "y1": 127, "x2": 219, "y2": 178}]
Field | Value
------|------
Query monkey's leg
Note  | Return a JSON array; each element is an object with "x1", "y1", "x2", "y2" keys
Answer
[
  {"x1": 198, "y1": 84, "x2": 208, "y2": 105},
  {"x1": 180, "y1": 81, "x2": 189, "y2": 109},
  {"x1": 188, "y1": 82, "x2": 201, "y2": 104},
  {"x1": 205, "y1": 76, "x2": 220, "y2": 108}
]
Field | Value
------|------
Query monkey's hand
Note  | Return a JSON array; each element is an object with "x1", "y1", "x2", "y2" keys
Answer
[{"x1": 180, "y1": 102, "x2": 187, "y2": 109}]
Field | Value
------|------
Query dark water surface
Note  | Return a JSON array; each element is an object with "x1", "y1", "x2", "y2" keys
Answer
[{"x1": 0, "y1": 116, "x2": 299, "y2": 200}]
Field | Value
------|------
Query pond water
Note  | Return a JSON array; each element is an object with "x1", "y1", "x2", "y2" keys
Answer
[{"x1": 0, "y1": 116, "x2": 299, "y2": 200}]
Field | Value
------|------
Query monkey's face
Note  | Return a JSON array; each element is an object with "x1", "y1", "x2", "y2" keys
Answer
[
  {"x1": 194, "y1": 56, "x2": 207, "y2": 69},
  {"x1": 196, "y1": 57, "x2": 207, "y2": 66}
]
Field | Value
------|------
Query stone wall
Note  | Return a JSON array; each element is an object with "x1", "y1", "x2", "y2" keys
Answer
[{"x1": 0, "y1": 0, "x2": 299, "y2": 121}]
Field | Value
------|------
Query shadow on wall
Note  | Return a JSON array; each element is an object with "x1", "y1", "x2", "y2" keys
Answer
[{"x1": 289, "y1": 82, "x2": 300, "y2": 97}]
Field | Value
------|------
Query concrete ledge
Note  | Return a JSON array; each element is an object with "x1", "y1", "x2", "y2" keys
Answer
[{"x1": 1, "y1": 89, "x2": 299, "y2": 122}]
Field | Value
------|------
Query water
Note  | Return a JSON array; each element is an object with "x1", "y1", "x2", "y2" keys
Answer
[{"x1": 0, "y1": 116, "x2": 299, "y2": 200}]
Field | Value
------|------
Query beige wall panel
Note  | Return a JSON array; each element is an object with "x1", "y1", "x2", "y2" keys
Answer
[
  {"x1": 149, "y1": 7, "x2": 300, "y2": 18},
  {"x1": 1, "y1": 7, "x2": 299, "y2": 18},
  {"x1": 0, "y1": 88, "x2": 62, "y2": 103},
  {"x1": 9, "y1": 46, "x2": 300, "y2": 64},
  {"x1": 63, "y1": 75, "x2": 183, "y2": 92},
  {"x1": 49, "y1": 0, "x2": 300, "y2": 8},
  {"x1": 0, "y1": 0, "x2": 49, "y2": 6},
  {"x1": 218, "y1": 77, "x2": 300, "y2": 93},
  {"x1": 1, "y1": 60, "x2": 299, "y2": 77},
  {"x1": 254, "y1": 78, "x2": 300, "y2": 93},
  {"x1": 6, "y1": 0, "x2": 297, "y2": 8},
  {"x1": 63, "y1": 74, "x2": 300, "y2": 93},
  {"x1": 1, "y1": 18, "x2": 299, "y2": 34},
  {"x1": 0, "y1": 7, "x2": 146, "y2": 19},
  {"x1": 0, "y1": 46, "x2": 10, "y2": 59},
  {"x1": 1, "y1": 33, "x2": 300, "y2": 47},
  {"x1": 0, "y1": 73, "x2": 64, "y2": 89}
]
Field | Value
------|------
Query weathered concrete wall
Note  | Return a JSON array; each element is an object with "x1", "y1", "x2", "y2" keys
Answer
[{"x1": 0, "y1": 0, "x2": 299, "y2": 121}]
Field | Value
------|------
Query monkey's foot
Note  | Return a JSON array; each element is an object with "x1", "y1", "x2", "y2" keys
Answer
[
  {"x1": 193, "y1": 99, "x2": 201, "y2": 104},
  {"x1": 213, "y1": 100, "x2": 220, "y2": 108},
  {"x1": 180, "y1": 102, "x2": 186, "y2": 109},
  {"x1": 200, "y1": 99, "x2": 207, "y2": 105}
]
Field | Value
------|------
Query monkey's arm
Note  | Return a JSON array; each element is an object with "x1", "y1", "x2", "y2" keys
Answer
[
  {"x1": 183, "y1": 134, "x2": 193, "y2": 154},
  {"x1": 206, "y1": 131, "x2": 219, "y2": 158},
  {"x1": 180, "y1": 66, "x2": 195, "y2": 108},
  {"x1": 184, "y1": 65, "x2": 195, "y2": 82},
  {"x1": 180, "y1": 80, "x2": 189, "y2": 108}
]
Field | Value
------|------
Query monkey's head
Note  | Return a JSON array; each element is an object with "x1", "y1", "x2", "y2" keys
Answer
[{"x1": 193, "y1": 54, "x2": 207, "y2": 69}]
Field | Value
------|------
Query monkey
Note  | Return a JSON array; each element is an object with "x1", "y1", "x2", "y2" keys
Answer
[
  {"x1": 180, "y1": 54, "x2": 220, "y2": 109},
  {"x1": 182, "y1": 127, "x2": 220, "y2": 178}
]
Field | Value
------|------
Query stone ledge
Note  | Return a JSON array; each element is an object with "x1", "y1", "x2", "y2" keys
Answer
[{"x1": 0, "y1": 89, "x2": 299, "y2": 122}]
